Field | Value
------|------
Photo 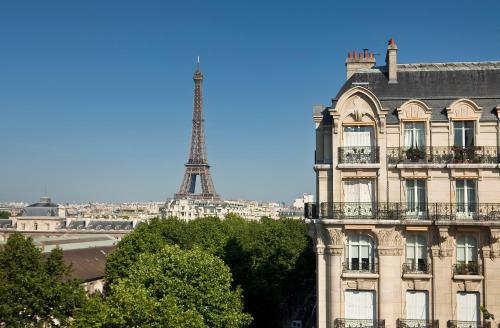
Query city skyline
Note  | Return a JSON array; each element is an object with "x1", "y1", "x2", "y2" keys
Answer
[{"x1": 1, "y1": 0, "x2": 500, "y2": 204}]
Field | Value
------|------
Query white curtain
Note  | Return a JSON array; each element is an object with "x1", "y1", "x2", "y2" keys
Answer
[
  {"x1": 404, "y1": 123, "x2": 425, "y2": 149},
  {"x1": 457, "y1": 292, "x2": 479, "y2": 323},
  {"x1": 406, "y1": 291, "x2": 428, "y2": 320},
  {"x1": 343, "y1": 126, "x2": 373, "y2": 147},
  {"x1": 345, "y1": 291, "x2": 375, "y2": 321}
]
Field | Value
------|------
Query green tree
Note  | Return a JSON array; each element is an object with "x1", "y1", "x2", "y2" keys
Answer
[
  {"x1": 0, "y1": 233, "x2": 86, "y2": 327},
  {"x1": 0, "y1": 211, "x2": 10, "y2": 219},
  {"x1": 73, "y1": 245, "x2": 252, "y2": 328}
]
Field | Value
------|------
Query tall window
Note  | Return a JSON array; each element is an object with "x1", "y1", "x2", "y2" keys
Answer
[
  {"x1": 34, "y1": 222, "x2": 38, "y2": 231},
  {"x1": 406, "y1": 234, "x2": 427, "y2": 272},
  {"x1": 346, "y1": 234, "x2": 375, "y2": 272},
  {"x1": 343, "y1": 126, "x2": 375, "y2": 163},
  {"x1": 404, "y1": 122, "x2": 425, "y2": 149},
  {"x1": 406, "y1": 180, "x2": 426, "y2": 216},
  {"x1": 454, "y1": 121, "x2": 475, "y2": 148},
  {"x1": 343, "y1": 180, "x2": 373, "y2": 217},
  {"x1": 456, "y1": 180, "x2": 477, "y2": 216},
  {"x1": 457, "y1": 235, "x2": 477, "y2": 265}
]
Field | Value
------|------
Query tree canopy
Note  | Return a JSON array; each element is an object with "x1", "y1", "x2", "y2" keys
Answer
[
  {"x1": 0, "y1": 233, "x2": 86, "y2": 327},
  {"x1": 105, "y1": 216, "x2": 314, "y2": 328},
  {"x1": 73, "y1": 245, "x2": 252, "y2": 328}
]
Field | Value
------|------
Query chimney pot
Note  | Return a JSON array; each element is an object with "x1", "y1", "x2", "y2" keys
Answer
[
  {"x1": 386, "y1": 38, "x2": 398, "y2": 83},
  {"x1": 363, "y1": 49, "x2": 369, "y2": 58},
  {"x1": 353, "y1": 51, "x2": 357, "y2": 59},
  {"x1": 348, "y1": 52, "x2": 352, "y2": 59}
]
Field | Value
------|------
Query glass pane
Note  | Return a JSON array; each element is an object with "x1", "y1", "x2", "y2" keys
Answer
[
  {"x1": 457, "y1": 246, "x2": 465, "y2": 262},
  {"x1": 454, "y1": 122, "x2": 463, "y2": 147},
  {"x1": 407, "y1": 245, "x2": 415, "y2": 261},
  {"x1": 361, "y1": 245, "x2": 369, "y2": 258},
  {"x1": 465, "y1": 121, "x2": 475, "y2": 147},
  {"x1": 351, "y1": 245, "x2": 359, "y2": 258}
]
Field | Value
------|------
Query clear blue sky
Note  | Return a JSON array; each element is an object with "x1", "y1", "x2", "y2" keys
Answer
[{"x1": 1, "y1": 0, "x2": 499, "y2": 204}]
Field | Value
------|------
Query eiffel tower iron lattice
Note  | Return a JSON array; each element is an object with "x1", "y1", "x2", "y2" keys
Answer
[{"x1": 175, "y1": 61, "x2": 220, "y2": 200}]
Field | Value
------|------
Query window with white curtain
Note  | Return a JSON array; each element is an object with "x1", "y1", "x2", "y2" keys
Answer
[
  {"x1": 406, "y1": 180, "x2": 426, "y2": 216},
  {"x1": 345, "y1": 290, "x2": 376, "y2": 323},
  {"x1": 406, "y1": 291, "x2": 428, "y2": 322},
  {"x1": 343, "y1": 126, "x2": 375, "y2": 163},
  {"x1": 456, "y1": 180, "x2": 476, "y2": 216},
  {"x1": 343, "y1": 180, "x2": 373, "y2": 217},
  {"x1": 406, "y1": 234, "x2": 427, "y2": 272},
  {"x1": 346, "y1": 233, "x2": 375, "y2": 271},
  {"x1": 456, "y1": 235, "x2": 477, "y2": 264},
  {"x1": 457, "y1": 292, "x2": 479, "y2": 324},
  {"x1": 404, "y1": 122, "x2": 425, "y2": 149},
  {"x1": 454, "y1": 121, "x2": 475, "y2": 148}
]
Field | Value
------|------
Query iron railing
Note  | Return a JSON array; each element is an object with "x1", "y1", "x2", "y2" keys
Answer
[
  {"x1": 334, "y1": 319, "x2": 385, "y2": 328},
  {"x1": 402, "y1": 261, "x2": 431, "y2": 274},
  {"x1": 320, "y1": 202, "x2": 500, "y2": 221},
  {"x1": 397, "y1": 319, "x2": 439, "y2": 328},
  {"x1": 387, "y1": 146, "x2": 500, "y2": 164},
  {"x1": 453, "y1": 262, "x2": 481, "y2": 275},
  {"x1": 339, "y1": 146, "x2": 380, "y2": 164},
  {"x1": 387, "y1": 146, "x2": 499, "y2": 164},
  {"x1": 342, "y1": 261, "x2": 378, "y2": 274},
  {"x1": 447, "y1": 321, "x2": 490, "y2": 328}
]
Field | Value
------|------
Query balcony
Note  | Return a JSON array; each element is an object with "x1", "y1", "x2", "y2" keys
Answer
[
  {"x1": 453, "y1": 262, "x2": 481, "y2": 275},
  {"x1": 447, "y1": 321, "x2": 490, "y2": 328},
  {"x1": 334, "y1": 319, "x2": 385, "y2": 328},
  {"x1": 397, "y1": 319, "x2": 439, "y2": 328},
  {"x1": 319, "y1": 202, "x2": 500, "y2": 222},
  {"x1": 343, "y1": 261, "x2": 378, "y2": 274},
  {"x1": 402, "y1": 261, "x2": 431, "y2": 274},
  {"x1": 339, "y1": 146, "x2": 380, "y2": 164},
  {"x1": 387, "y1": 146, "x2": 499, "y2": 164}
]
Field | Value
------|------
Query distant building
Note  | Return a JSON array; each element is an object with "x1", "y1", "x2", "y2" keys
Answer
[
  {"x1": 308, "y1": 39, "x2": 500, "y2": 328},
  {"x1": 15, "y1": 197, "x2": 65, "y2": 232},
  {"x1": 293, "y1": 194, "x2": 315, "y2": 210}
]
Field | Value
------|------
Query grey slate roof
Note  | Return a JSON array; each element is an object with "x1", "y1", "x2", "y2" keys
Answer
[
  {"x1": 0, "y1": 219, "x2": 13, "y2": 228},
  {"x1": 330, "y1": 62, "x2": 500, "y2": 123}
]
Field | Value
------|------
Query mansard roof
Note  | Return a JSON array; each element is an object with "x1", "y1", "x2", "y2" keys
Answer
[{"x1": 332, "y1": 61, "x2": 500, "y2": 123}]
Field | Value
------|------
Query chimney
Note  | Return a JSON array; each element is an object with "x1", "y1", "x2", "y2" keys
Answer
[
  {"x1": 345, "y1": 48, "x2": 376, "y2": 80},
  {"x1": 385, "y1": 38, "x2": 398, "y2": 83}
]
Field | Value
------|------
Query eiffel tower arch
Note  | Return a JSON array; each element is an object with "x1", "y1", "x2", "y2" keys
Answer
[{"x1": 175, "y1": 61, "x2": 220, "y2": 201}]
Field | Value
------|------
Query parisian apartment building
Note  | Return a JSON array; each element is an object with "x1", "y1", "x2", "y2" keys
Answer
[{"x1": 307, "y1": 39, "x2": 500, "y2": 328}]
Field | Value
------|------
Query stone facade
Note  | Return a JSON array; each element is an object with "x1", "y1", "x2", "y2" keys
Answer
[{"x1": 309, "y1": 40, "x2": 500, "y2": 328}]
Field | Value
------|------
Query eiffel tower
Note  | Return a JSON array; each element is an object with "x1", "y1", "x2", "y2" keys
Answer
[{"x1": 175, "y1": 59, "x2": 220, "y2": 201}]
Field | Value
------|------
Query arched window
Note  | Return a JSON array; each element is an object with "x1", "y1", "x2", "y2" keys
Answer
[
  {"x1": 346, "y1": 233, "x2": 376, "y2": 272},
  {"x1": 405, "y1": 234, "x2": 427, "y2": 272},
  {"x1": 34, "y1": 222, "x2": 38, "y2": 231}
]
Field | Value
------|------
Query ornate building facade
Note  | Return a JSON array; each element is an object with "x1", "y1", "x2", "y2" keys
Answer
[{"x1": 308, "y1": 40, "x2": 500, "y2": 328}]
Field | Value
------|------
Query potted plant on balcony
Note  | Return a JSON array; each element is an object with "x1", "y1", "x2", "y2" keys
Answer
[{"x1": 405, "y1": 147, "x2": 425, "y2": 162}]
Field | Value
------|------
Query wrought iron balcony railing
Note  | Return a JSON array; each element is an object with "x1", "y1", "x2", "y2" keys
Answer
[
  {"x1": 453, "y1": 262, "x2": 481, "y2": 275},
  {"x1": 387, "y1": 146, "x2": 499, "y2": 164},
  {"x1": 397, "y1": 319, "x2": 439, "y2": 328},
  {"x1": 447, "y1": 321, "x2": 490, "y2": 328},
  {"x1": 342, "y1": 261, "x2": 378, "y2": 274},
  {"x1": 320, "y1": 202, "x2": 500, "y2": 221},
  {"x1": 334, "y1": 318, "x2": 385, "y2": 328},
  {"x1": 402, "y1": 261, "x2": 431, "y2": 274},
  {"x1": 339, "y1": 146, "x2": 380, "y2": 164}
]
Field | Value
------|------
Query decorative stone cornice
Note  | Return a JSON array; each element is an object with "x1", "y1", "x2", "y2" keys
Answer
[{"x1": 315, "y1": 245, "x2": 325, "y2": 255}]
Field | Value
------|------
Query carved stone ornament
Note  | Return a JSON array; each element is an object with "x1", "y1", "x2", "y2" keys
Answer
[
  {"x1": 397, "y1": 100, "x2": 432, "y2": 121},
  {"x1": 438, "y1": 228, "x2": 454, "y2": 258},
  {"x1": 375, "y1": 228, "x2": 403, "y2": 248},
  {"x1": 482, "y1": 247, "x2": 491, "y2": 259},
  {"x1": 378, "y1": 248, "x2": 403, "y2": 256},
  {"x1": 431, "y1": 246, "x2": 440, "y2": 258},
  {"x1": 464, "y1": 281, "x2": 481, "y2": 292},
  {"x1": 324, "y1": 228, "x2": 344, "y2": 246},
  {"x1": 490, "y1": 229, "x2": 500, "y2": 259},
  {"x1": 315, "y1": 245, "x2": 325, "y2": 255}
]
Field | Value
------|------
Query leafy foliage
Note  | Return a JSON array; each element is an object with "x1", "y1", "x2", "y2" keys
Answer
[
  {"x1": 0, "y1": 233, "x2": 86, "y2": 327},
  {"x1": 0, "y1": 211, "x2": 10, "y2": 219},
  {"x1": 104, "y1": 215, "x2": 314, "y2": 327},
  {"x1": 73, "y1": 245, "x2": 252, "y2": 328}
]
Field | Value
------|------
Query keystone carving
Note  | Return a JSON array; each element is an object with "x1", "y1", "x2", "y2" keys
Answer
[{"x1": 438, "y1": 228, "x2": 454, "y2": 258}]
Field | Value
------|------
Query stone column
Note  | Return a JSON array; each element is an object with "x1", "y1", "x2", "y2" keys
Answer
[
  {"x1": 485, "y1": 228, "x2": 500, "y2": 318},
  {"x1": 317, "y1": 245, "x2": 327, "y2": 328},
  {"x1": 432, "y1": 227, "x2": 454, "y2": 328},
  {"x1": 325, "y1": 228, "x2": 345, "y2": 327},
  {"x1": 376, "y1": 228, "x2": 403, "y2": 328}
]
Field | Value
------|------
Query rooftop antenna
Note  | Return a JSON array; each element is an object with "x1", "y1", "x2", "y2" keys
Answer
[{"x1": 197, "y1": 56, "x2": 200, "y2": 71}]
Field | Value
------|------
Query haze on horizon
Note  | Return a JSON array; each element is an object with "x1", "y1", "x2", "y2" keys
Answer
[{"x1": 0, "y1": 0, "x2": 499, "y2": 204}]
